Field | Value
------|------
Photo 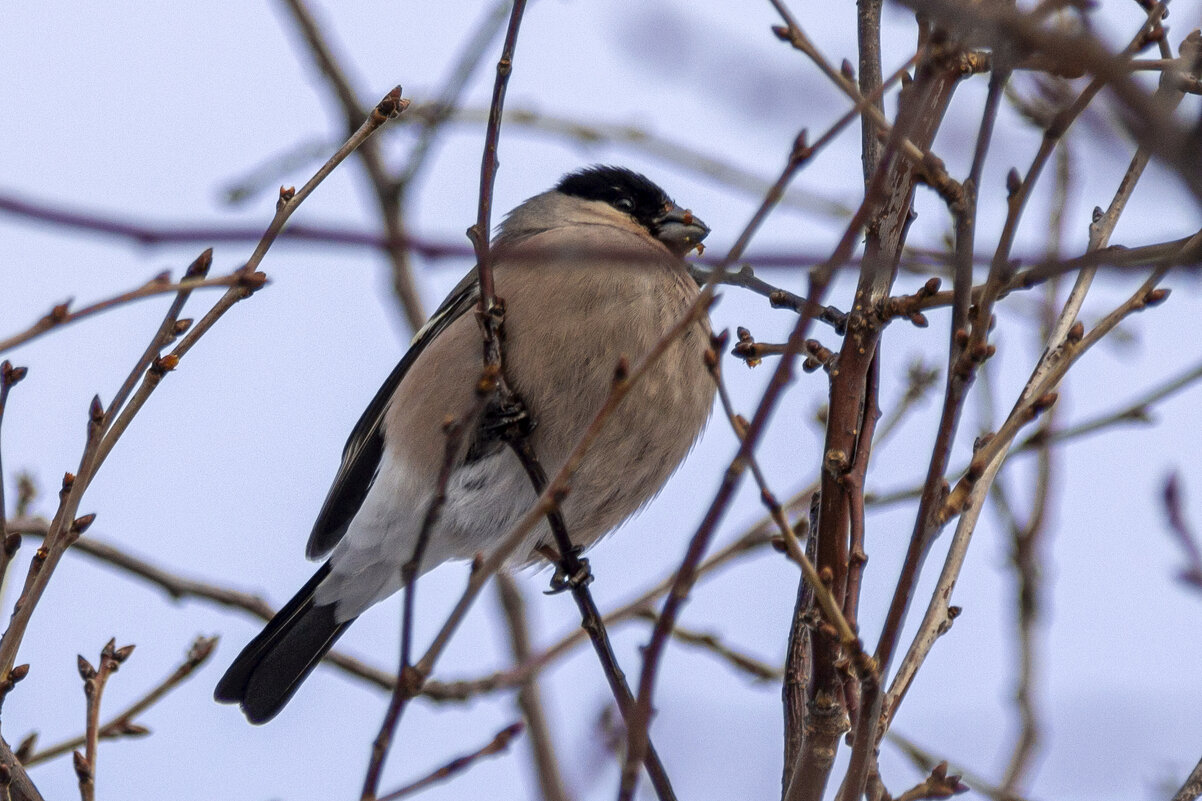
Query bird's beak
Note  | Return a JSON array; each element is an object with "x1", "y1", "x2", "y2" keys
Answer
[{"x1": 653, "y1": 202, "x2": 710, "y2": 257}]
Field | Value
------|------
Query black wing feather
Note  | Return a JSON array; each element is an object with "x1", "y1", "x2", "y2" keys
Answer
[{"x1": 305, "y1": 274, "x2": 481, "y2": 558}]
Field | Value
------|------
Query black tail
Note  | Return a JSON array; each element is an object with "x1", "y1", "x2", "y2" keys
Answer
[{"x1": 214, "y1": 563, "x2": 354, "y2": 723}]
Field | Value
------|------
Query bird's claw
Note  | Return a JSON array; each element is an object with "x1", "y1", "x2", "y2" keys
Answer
[
  {"x1": 545, "y1": 556, "x2": 593, "y2": 594},
  {"x1": 482, "y1": 395, "x2": 535, "y2": 442}
]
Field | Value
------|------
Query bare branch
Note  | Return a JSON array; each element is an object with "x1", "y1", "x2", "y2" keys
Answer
[
  {"x1": 23, "y1": 636, "x2": 216, "y2": 767},
  {"x1": 376, "y1": 722, "x2": 524, "y2": 801},
  {"x1": 495, "y1": 575, "x2": 572, "y2": 801}
]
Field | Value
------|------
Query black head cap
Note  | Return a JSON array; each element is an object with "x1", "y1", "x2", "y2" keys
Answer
[{"x1": 556, "y1": 165, "x2": 673, "y2": 233}]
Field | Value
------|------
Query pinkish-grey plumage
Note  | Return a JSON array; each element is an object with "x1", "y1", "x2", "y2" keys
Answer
[{"x1": 215, "y1": 166, "x2": 714, "y2": 723}]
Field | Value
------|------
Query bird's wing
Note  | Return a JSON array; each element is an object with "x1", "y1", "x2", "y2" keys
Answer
[{"x1": 305, "y1": 272, "x2": 481, "y2": 558}]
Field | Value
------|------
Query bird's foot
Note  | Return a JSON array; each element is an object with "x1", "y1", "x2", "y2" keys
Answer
[{"x1": 545, "y1": 553, "x2": 593, "y2": 594}]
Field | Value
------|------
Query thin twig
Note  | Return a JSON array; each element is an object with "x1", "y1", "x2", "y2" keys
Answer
[
  {"x1": 887, "y1": 731, "x2": 1029, "y2": 801},
  {"x1": 395, "y1": 0, "x2": 514, "y2": 189},
  {"x1": 0, "y1": 272, "x2": 237, "y2": 355},
  {"x1": 886, "y1": 269, "x2": 1170, "y2": 730},
  {"x1": 630, "y1": 609, "x2": 781, "y2": 682},
  {"x1": 24, "y1": 636, "x2": 216, "y2": 767},
  {"x1": 1162, "y1": 475, "x2": 1202, "y2": 592},
  {"x1": 74, "y1": 639, "x2": 134, "y2": 801},
  {"x1": 0, "y1": 362, "x2": 28, "y2": 587},
  {"x1": 361, "y1": 413, "x2": 477, "y2": 801},
  {"x1": 0, "y1": 86, "x2": 408, "y2": 682},
  {"x1": 278, "y1": 0, "x2": 426, "y2": 330},
  {"x1": 376, "y1": 722, "x2": 524, "y2": 801},
  {"x1": 468, "y1": 0, "x2": 528, "y2": 326}
]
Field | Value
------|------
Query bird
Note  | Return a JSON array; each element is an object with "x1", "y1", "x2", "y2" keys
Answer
[{"x1": 214, "y1": 165, "x2": 715, "y2": 723}]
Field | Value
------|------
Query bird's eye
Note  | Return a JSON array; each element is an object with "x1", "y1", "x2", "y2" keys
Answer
[{"x1": 613, "y1": 196, "x2": 635, "y2": 213}]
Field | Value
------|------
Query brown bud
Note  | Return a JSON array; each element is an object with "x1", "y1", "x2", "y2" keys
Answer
[
  {"x1": 188, "y1": 636, "x2": 219, "y2": 664},
  {"x1": 374, "y1": 86, "x2": 407, "y2": 119},
  {"x1": 239, "y1": 271, "x2": 269, "y2": 291},
  {"x1": 153, "y1": 354, "x2": 180, "y2": 373},
  {"x1": 733, "y1": 414, "x2": 750, "y2": 439},
  {"x1": 185, "y1": 248, "x2": 214, "y2": 279},
  {"x1": 1145, "y1": 287, "x2": 1171, "y2": 306},
  {"x1": 120, "y1": 722, "x2": 151, "y2": 737},
  {"x1": 1067, "y1": 320, "x2": 1085, "y2": 343},
  {"x1": 151, "y1": 270, "x2": 171, "y2": 285},
  {"x1": 1006, "y1": 167, "x2": 1021, "y2": 196},
  {"x1": 51, "y1": 301, "x2": 72, "y2": 322},
  {"x1": 89, "y1": 395, "x2": 104, "y2": 423},
  {"x1": 71, "y1": 513, "x2": 96, "y2": 535},
  {"x1": 113, "y1": 643, "x2": 136, "y2": 663},
  {"x1": 9, "y1": 664, "x2": 29, "y2": 683},
  {"x1": 1, "y1": 361, "x2": 28, "y2": 387},
  {"x1": 791, "y1": 130, "x2": 810, "y2": 163},
  {"x1": 173, "y1": 318, "x2": 193, "y2": 335},
  {"x1": 1032, "y1": 392, "x2": 1059, "y2": 414},
  {"x1": 13, "y1": 732, "x2": 37, "y2": 763},
  {"x1": 73, "y1": 750, "x2": 91, "y2": 780},
  {"x1": 841, "y1": 59, "x2": 855, "y2": 80},
  {"x1": 77, "y1": 655, "x2": 96, "y2": 681}
]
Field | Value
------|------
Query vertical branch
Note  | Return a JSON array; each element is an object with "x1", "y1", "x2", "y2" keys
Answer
[
  {"x1": 73, "y1": 640, "x2": 133, "y2": 801},
  {"x1": 839, "y1": 351, "x2": 881, "y2": 734},
  {"x1": 867, "y1": 51, "x2": 1009, "y2": 709},
  {"x1": 0, "y1": 362, "x2": 28, "y2": 587},
  {"x1": 786, "y1": 36, "x2": 965, "y2": 801},
  {"x1": 856, "y1": 0, "x2": 884, "y2": 182},
  {"x1": 362, "y1": 414, "x2": 478, "y2": 801},
  {"x1": 880, "y1": 13, "x2": 1196, "y2": 741},
  {"x1": 996, "y1": 141, "x2": 1071, "y2": 798},
  {"x1": 495, "y1": 574, "x2": 573, "y2": 801},
  {"x1": 396, "y1": 0, "x2": 515, "y2": 189},
  {"x1": 506, "y1": 439, "x2": 678, "y2": 801},
  {"x1": 620, "y1": 123, "x2": 855, "y2": 801},
  {"x1": 782, "y1": 495, "x2": 820, "y2": 795},
  {"x1": 468, "y1": 0, "x2": 529, "y2": 336}
]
